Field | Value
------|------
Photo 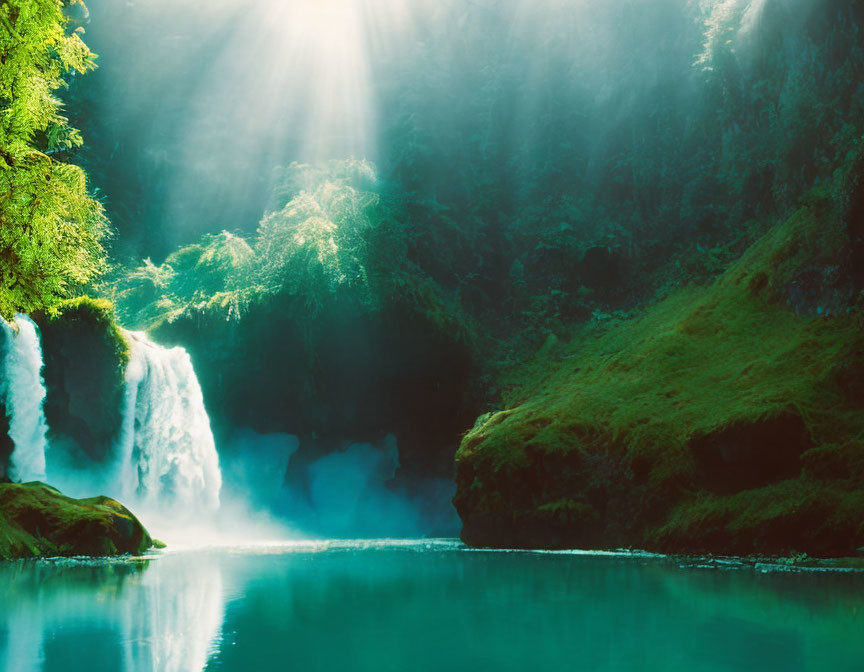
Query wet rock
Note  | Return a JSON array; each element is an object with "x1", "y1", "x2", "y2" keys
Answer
[
  {"x1": 0, "y1": 403, "x2": 12, "y2": 483},
  {"x1": 0, "y1": 326, "x2": 13, "y2": 481},
  {"x1": 153, "y1": 293, "x2": 481, "y2": 483},
  {"x1": 579, "y1": 246, "x2": 627, "y2": 297}
]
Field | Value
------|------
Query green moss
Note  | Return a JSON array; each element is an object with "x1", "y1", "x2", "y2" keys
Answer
[
  {"x1": 0, "y1": 482, "x2": 153, "y2": 560},
  {"x1": 459, "y1": 204, "x2": 862, "y2": 471},
  {"x1": 650, "y1": 479, "x2": 864, "y2": 556}
]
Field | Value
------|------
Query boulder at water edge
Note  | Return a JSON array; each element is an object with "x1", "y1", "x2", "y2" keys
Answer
[{"x1": 0, "y1": 482, "x2": 153, "y2": 559}]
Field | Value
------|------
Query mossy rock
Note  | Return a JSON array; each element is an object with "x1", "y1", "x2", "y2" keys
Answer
[
  {"x1": 0, "y1": 482, "x2": 153, "y2": 559},
  {"x1": 454, "y1": 197, "x2": 864, "y2": 556}
]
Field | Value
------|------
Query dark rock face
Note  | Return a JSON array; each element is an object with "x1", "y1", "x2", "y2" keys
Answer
[
  {"x1": 457, "y1": 442, "x2": 620, "y2": 549},
  {"x1": 153, "y1": 293, "x2": 481, "y2": 482},
  {"x1": 786, "y1": 265, "x2": 855, "y2": 317},
  {"x1": 649, "y1": 481, "x2": 862, "y2": 558},
  {"x1": 580, "y1": 246, "x2": 627, "y2": 298},
  {"x1": 455, "y1": 432, "x2": 680, "y2": 552},
  {"x1": 691, "y1": 413, "x2": 812, "y2": 495},
  {"x1": 835, "y1": 342, "x2": 864, "y2": 406},
  {"x1": 37, "y1": 302, "x2": 127, "y2": 463},
  {"x1": 456, "y1": 410, "x2": 864, "y2": 557},
  {"x1": 0, "y1": 325, "x2": 12, "y2": 482},
  {"x1": 0, "y1": 408, "x2": 12, "y2": 483},
  {"x1": 845, "y1": 157, "x2": 864, "y2": 293},
  {"x1": 0, "y1": 482, "x2": 153, "y2": 559}
]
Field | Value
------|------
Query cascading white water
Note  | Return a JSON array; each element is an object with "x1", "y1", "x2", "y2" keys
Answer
[
  {"x1": 115, "y1": 330, "x2": 222, "y2": 512},
  {"x1": 0, "y1": 316, "x2": 221, "y2": 519},
  {"x1": 0, "y1": 315, "x2": 49, "y2": 482}
]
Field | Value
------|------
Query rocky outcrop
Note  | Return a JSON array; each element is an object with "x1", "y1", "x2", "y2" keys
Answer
[
  {"x1": 36, "y1": 297, "x2": 129, "y2": 463},
  {"x1": 454, "y1": 196, "x2": 864, "y2": 557},
  {"x1": 0, "y1": 482, "x2": 153, "y2": 559}
]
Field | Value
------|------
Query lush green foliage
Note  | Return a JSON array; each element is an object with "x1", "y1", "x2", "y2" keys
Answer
[
  {"x1": 0, "y1": 0, "x2": 106, "y2": 316},
  {"x1": 256, "y1": 161, "x2": 379, "y2": 299},
  {"x1": 105, "y1": 231, "x2": 260, "y2": 328},
  {"x1": 460, "y1": 207, "x2": 860, "y2": 471},
  {"x1": 101, "y1": 161, "x2": 477, "y2": 346}
]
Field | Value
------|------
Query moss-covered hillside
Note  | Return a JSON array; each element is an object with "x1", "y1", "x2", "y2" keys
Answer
[
  {"x1": 0, "y1": 482, "x2": 153, "y2": 559},
  {"x1": 455, "y1": 185, "x2": 864, "y2": 556}
]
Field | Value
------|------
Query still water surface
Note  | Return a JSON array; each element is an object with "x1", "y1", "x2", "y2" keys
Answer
[{"x1": 0, "y1": 541, "x2": 862, "y2": 671}]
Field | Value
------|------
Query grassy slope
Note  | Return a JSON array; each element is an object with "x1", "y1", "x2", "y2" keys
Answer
[
  {"x1": 455, "y1": 197, "x2": 864, "y2": 555},
  {"x1": 0, "y1": 482, "x2": 152, "y2": 559}
]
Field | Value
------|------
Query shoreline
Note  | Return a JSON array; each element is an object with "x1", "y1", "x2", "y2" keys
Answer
[{"x1": 2, "y1": 538, "x2": 862, "y2": 574}]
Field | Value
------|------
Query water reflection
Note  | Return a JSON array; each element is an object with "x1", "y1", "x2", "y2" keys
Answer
[
  {"x1": 0, "y1": 546, "x2": 862, "y2": 672},
  {"x1": 0, "y1": 558, "x2": 223, "y2": 672},
  {"x1": 120, "y1": 560, "x2": 223, "y2": 672}
]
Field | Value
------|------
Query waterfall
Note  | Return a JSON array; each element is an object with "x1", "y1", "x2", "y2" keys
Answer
[
  {"x1": 0, "y1": 315, "x2": 49, "y2": 482},
  {"x1": 115, "y1": 331, "x2": 222, "y2": 512},
  {"x1": 0, "y1": 314, "x2": 221, "y2": 518}
]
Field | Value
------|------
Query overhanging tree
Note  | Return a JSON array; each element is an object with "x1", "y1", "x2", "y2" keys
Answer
[{"x1": 0, "y1": 0, "x2": 106, "y2": 317}]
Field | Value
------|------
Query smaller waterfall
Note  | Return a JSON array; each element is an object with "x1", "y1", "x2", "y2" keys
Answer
[
  {"x1": 116, "y1": 331, "x2": 222, "y2": 512},
  {"x1": 1, "y1": 315, "x2": 49, "y2": 482}
]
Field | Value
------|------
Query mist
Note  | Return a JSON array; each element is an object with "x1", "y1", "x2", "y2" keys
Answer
[{"x1": 222, "y1": 430, "x2": 460, "y2": 540}]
